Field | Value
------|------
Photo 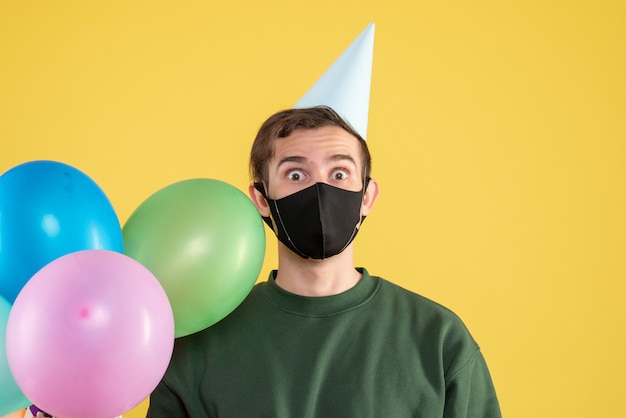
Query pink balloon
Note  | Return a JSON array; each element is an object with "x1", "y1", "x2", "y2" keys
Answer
[{"x1": 6, "y1": 250, "x2": 174, "y2": 418}]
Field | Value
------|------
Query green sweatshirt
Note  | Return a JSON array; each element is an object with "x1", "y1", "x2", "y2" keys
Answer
[{"x1": 148, "y1": 268, "x2": 501, "y2": 417}]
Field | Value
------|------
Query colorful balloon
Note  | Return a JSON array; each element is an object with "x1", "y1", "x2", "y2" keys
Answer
[
  {"x1": 2, "y1": 409, "x2": 28, "y2": 418},
  {"x1": 123, "y1": 178, "x2": 265, "y2": 337},
  {"x1": 0, "y1": 296, "x2": 30, "y2": 416},
  {"x1": 6, "y1": 250, "x2": 174, "y2": 418},
  {"x1": 0, "y1": 160, "x2": 124, "y2": 302}
]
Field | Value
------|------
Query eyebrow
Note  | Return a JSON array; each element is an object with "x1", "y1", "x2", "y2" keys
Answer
[
  {"x1": 328, "y1": 154, "x2": 357, "y2": 166},
  {"x1": 277, "y1": 156, "x2": 307, "y2": 168},
  {"x1": 277, "y1": 154, "x2": 357, "y2": 169}
]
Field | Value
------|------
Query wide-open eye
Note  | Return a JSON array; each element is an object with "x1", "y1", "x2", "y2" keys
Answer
[
  {"x1": 331, "y1": 168, "x2": 349, "y2": 181},
  {"x1": 287, "y1": 169, "x2": 306, "y2": 182}
]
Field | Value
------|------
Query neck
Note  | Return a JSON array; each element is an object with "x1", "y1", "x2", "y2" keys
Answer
[{"x1": 274, "y1": 244, "x2": 362, "y2": 296}]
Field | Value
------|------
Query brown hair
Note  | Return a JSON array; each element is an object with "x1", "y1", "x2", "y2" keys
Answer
[{"x1": 249, "y1": 106, "x2": 372, "y2": 185}]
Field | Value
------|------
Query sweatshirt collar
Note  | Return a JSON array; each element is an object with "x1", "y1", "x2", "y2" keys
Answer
[{"x1": 259, "y1": 267, "x2": 379, "y2": 317}]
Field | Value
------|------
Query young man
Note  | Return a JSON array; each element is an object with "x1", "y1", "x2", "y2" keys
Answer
[{"x1": 147, "y1": 106, "x2": 502, "y2": 417}]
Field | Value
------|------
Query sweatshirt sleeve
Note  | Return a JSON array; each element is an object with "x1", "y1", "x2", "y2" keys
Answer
[{"x1": 443, "y1": 348, "x2": 502, "y2": 418}]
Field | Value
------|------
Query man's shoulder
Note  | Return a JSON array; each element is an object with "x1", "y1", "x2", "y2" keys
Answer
[
  {"x1": 367, "y1": 272, "x2": 474, "y2": 335},
  {"x1": 368, "y1": 272, "x2": 451, "y2": 309}
]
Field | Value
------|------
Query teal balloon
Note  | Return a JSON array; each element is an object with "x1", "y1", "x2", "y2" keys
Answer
[
  {"x1": 123, "y1": 179, "x2": 265, "y2": 337},
  {"x1": 0, "y1": 160, "x2": 123, "y2": 302},
  {"x1": 0, "y1": 296, "x2": 30, "y2": 416}
]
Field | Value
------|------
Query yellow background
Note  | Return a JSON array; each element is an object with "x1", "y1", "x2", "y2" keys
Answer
[{"x1": 1, "y1": 1, "x2": 625, "y2": 417}]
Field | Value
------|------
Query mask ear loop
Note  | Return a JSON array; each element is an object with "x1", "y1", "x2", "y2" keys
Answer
[
  {"x1": 253, "y1": 182, "x2": 310, "y2": 259},
  {"x1": 360, "y1": 174, "x2": 371, "y2": 223},
  {"x1": 253, "y1": 182, "x2": 274, "y2": 228},
  {"x1": 334, "y1": 175, "x2": 371, "y2": 255}
]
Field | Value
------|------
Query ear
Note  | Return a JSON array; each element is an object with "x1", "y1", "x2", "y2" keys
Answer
[
  {"x1": 248, "y1": 182, "x2": 271, "y2": 217},
  {"x1": 360, "y1": 178, "x2": 379, "y2": 217}
]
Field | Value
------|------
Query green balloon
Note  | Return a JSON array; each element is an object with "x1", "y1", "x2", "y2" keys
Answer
[
  {"x1": 123, "y1": 179, "x2": 265, "y2": 337},
  {"x1": 0, "y1": 296, "x2": 30, "y2": 416}
]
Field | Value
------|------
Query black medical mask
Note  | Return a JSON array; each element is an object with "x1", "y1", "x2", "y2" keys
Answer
[{"x1": 254, "y1": 180, "x2": 369, "y2": 259}]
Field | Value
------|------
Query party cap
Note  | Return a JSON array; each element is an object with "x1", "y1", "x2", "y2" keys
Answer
[{"x1": 294, "y1": 23, "x2": 375, "y2": 140}]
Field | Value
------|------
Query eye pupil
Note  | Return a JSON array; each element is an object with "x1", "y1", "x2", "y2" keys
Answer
[{"x1": 288, "y1": 171, "x2": 302, "y2": 181}]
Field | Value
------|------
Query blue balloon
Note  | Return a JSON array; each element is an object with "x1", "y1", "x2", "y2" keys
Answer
[
  {"x1": 0, "y1": 295, "x2": 30, "y2": 416},
  {"x1": 0, "y1": 160, "x2": 123, "y2": 302}
]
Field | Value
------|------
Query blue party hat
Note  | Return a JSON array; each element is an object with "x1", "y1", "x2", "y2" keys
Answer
[{"x1": 294, "y1": 23, "x2": 375, "y2": 140}]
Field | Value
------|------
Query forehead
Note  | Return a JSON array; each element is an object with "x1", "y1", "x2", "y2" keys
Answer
[{"x1": 271, "y1": 126, "x2": 362, "y2": 164}]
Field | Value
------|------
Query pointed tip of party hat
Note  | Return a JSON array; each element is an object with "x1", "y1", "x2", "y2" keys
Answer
[{"x1": 294, "y1": 22, "x2": 375, "y2": 140}]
